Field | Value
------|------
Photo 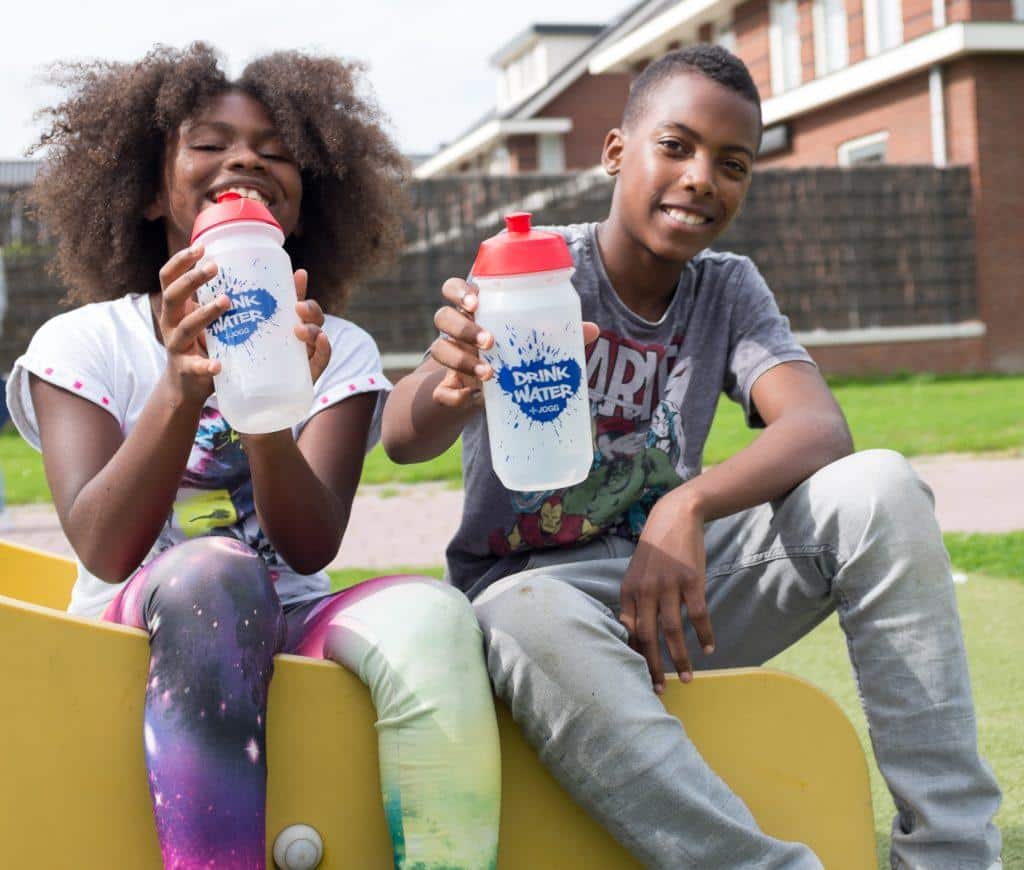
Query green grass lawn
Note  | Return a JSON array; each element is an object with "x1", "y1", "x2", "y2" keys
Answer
[
  {"x1": 4, "y1": 373, "x2": 1024, "y2": 503},
  {"x1": 769, "y1": 575, "x2": 1022, "y2": 867}
]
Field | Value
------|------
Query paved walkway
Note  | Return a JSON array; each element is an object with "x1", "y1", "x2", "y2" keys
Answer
[{"x1": 3, "y1": 455, "x2": 1022, "y2": 570}]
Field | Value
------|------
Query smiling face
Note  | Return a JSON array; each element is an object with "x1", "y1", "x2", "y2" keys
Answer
[
  {"x1": 147, "y1": 90, "x2": 303, "y2": 255},
  {"x1": 603, "y1": 71, "x2": 761, "y2": 266}
]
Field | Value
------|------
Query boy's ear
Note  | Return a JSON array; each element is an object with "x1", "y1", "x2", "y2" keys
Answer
[{"x1": 601, "y1": 128, "x2": 625, "y2": 177}]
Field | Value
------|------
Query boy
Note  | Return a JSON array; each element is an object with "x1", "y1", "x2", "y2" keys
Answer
[{"x1": 382, "y1": 46, "x2": 1001, "y2": 868}]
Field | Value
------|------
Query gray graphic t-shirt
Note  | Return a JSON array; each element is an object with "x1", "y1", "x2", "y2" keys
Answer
[{"x1": 447, "y1": 223, "x2": 815, "y2": 598}]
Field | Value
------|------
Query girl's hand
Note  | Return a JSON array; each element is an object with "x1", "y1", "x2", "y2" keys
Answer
[
  {"x1": 157, "y1": 243, "x2": 230, "y2": 403},
  {"x1": 430, "y1": 277, "x2": 600, "y2": 409},
  {"x1": 292, "y1": 269, "x2": 331, "y2": 384},
  {"x1": 619, "y1": 490, "x2": 715, "y2": 694}
]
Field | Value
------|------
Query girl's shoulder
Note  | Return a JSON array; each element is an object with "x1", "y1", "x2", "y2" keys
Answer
[{"x1": 30, "y1": 293, "x2": 153, "y2": 349}]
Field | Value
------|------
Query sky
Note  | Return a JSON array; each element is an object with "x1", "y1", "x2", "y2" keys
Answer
[{"x1": 0, "y1": 0, "x2": 630, "y2": 160}]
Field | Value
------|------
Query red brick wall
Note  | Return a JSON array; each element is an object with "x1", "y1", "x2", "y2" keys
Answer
[
  {"x1": 903, "y1": 0, "x2": 935, "y2": 40},
  {"x1": 536, "y1": 73, "x2": 631, "y2": 171},
  {"x1": 808, "y1": 336, "x2": 988, "y2": 375},
  {"x1": 799, "y1": 0, "x2": 817, "y2": 83},
  {"x1": 947, "y1": 0, "x2": 1013, "y2": 20},
  {"x1": 847, "y1": 0, "x2": 867, "y2": 62},
  {"x1": 735, "y1": 0, "x2": 774, "y2": 96},
  {"x1": 955, "y1": 55, "x2": 1024, "y2": 370},
  {"x1": 506, "y1": 134, "x2": 538, "y2": 173},
  {"x1": 758, "y1": 72, "x2": 934, "y2": 167}
]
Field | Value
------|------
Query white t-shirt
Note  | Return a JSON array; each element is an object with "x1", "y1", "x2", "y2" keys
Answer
[{"x1": 7, "y1": 293, "x2": 391, "y2": 618}]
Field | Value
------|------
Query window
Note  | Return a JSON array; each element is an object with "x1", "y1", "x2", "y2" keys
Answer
[
  {"x1": 488, "y1": 145, "x2": 511, "y2": 175},
  {"x1": 770, "y1": 0, "x2": 803, "y2": 94},
  {"x1": 538, "y1": 134, "x2": 566, "y2": 173},
  {"x1": 713, "y1": 19, "x2": 736, "y2": 54},
  {"x1": 814, "y1": 0, "x2": 849, "y2": 76},
  {"x1": 838, "y1": 131, "x2": 889, "y2": 166},
  {"x1": 863, "y1": 0, "x2": 903, "y2": 56},
  {"x1": 1015, "y1": 0, "x2": 1024, "y2": 19}
]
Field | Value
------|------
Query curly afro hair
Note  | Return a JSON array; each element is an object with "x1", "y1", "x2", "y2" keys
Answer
[{"x1": 29, "y1": 42, "x2": 407, "y2": 313}]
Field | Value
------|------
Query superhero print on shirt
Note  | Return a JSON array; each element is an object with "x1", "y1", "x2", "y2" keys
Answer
[{"x1": 490, "y1": 331, "x2": 687, "y2": 557}]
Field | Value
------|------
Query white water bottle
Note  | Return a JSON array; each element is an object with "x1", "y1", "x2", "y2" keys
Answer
[
  {"x1": 192, "y1": 193, "x2": 313, "y2": 434},
  {"x1": 472, "y1": 212, "x2": 593, "y2": 491}
]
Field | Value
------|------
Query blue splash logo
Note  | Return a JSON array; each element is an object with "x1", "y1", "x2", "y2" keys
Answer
[
  {"x1": 209, "y1": 286, "x2": 278, "y2": 347},
  {"x1": 497, "y1": 357, "x2": 581, "y2": 423}
]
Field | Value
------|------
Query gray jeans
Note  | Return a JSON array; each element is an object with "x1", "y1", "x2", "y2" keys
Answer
[{"x1": 473, "y1": 450, "x2": 1001, "y2": 869}]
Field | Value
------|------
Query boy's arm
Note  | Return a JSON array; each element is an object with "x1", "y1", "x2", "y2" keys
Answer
[
  {"x1": 621, "y1": 360, "x2": 852, "y2": 692},
  {"x1": 382, "y1": 358, "x2": 481, "y2": 463},
  {"x1": 382, "y1": 278, "x2": 491, "y2": 464},
  {"x1": 671, "y1": 360, "x2": 852, "y2": 521}
]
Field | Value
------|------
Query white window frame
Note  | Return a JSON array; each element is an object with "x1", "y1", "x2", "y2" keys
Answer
[
  {"x1": 770, "y1": 0, "x2": 803, "y2": 94},
  {"x1": 838, "y1": 130, "x2": 889, "y2": 166},
  {"x1": 863, "y1": 0, "x2": 903, "y2": 56},
  {"x1": 813, "y1": 0, "x2": 849, "y2": 76}
]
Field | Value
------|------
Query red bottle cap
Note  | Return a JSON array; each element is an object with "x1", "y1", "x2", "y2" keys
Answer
[
  {"x1": 471, "y1": 212, "x2": 573, "y2": 277},
  {"x1": 190, "y1": 191, "x2": 283, "y2": 244}
]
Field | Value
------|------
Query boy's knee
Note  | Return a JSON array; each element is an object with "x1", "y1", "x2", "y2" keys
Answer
[
  {"x1": 474, "y1": 574, "x2": 614, "y2": 668},
  {"x1": 814, "y1": 449, "x2": 931, "y2": 527}
]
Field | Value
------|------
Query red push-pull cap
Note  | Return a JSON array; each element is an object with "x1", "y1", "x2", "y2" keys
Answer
[
  {"x1": 190, "y1": 192, "x2": 283, "y2": 244},
  {"x1": 471, "y1": 211, "x2": 573, "y2": 277}
]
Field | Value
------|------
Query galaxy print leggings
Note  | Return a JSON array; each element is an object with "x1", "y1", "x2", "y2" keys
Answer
[{"x1": 102, "y1": 536, "x2": 500, "y2": 870}]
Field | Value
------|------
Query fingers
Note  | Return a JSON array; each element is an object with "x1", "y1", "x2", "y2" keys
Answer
[
  {"x1": 441, "y1": 277, "x2": 475, "y2": 311},
  {"x1": 293, "y1": 268, "x2": 309, "y2": 302},
  {"x1": 161, "y1": 246, "x2": 218, "y2": 328},
  {"x1": 683, "y1": 583, "x2": 715, "y2": 656},
  {"x1": 430, "y1": 333, "x2": 491, "y2": 382},
  {"x1": 165, "y1": 295, "x2": 230, "y2": 354},
  {"x1": 434, "y1": 302, "x2": 491, "y2": 350},
  {"x1": 308, "y1": 330, "x2": 331, "y2": 383},
  {"x1": 659, "y1": 586, "x2": 693, "y2": 684},
  {"x1": 582, "y1": 321, "x2": 600, "y2": 346},
  {"x1": 432, "y1": 368, "x2": 483, "y2": 409},
  {"x1": 635, "y1": 593, "x2": 666, "y2": 694}
]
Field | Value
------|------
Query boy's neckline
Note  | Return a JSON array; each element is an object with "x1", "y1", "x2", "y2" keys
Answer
[{"x1": 588, "y1": 223, "x2": 693, "y2": 328}]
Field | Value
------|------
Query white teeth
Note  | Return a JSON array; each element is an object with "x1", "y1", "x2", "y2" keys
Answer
[
  {"x1": 663, "y1": 207, "x2": 710, "y2": 226},
  {"x1": 220, "y1": 186, "x2": 270, "y2": 206}
]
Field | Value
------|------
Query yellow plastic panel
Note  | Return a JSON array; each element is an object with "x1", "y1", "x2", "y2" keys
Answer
[{"x1": 0, "y1": 539, "x2": 875, "y2": 868}]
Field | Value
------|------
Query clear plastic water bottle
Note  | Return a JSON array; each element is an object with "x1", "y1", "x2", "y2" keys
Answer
[
  {"x1": 472, "y1": 212, "x2": 593, "y2": 491},
  {"x1": 192, "y1": 193, "x2": 313, "y2": 433}
]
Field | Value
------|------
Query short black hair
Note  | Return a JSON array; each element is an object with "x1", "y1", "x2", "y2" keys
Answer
[{"x1": 621, "y1": 44, "x2": 762, "y2": 132}]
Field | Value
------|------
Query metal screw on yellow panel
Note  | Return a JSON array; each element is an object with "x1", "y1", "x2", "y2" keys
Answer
[{"x1": 273, "y1": 824, "x2": 323, "y2": 870}]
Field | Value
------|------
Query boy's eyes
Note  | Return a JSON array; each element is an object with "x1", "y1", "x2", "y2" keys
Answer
[{"x1": 657, "y1": 139, "x2": 749, "y2": 176}]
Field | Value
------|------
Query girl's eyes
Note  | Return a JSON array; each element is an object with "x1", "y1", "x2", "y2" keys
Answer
[
  {"x1": 724, "y1": 160, "x2": 749, "y2": 176},
  {"x1": 191, "y1": 144, "x2": 225, "y2": 152}
]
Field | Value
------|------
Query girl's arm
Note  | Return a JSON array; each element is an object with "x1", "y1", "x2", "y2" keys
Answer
[
  {"x1": 31, "y1": 370, "x2": 211, "y2": 583},
  {"x1": 30, "y1": 246, "x2": 231, "y2": 582},
  {"x1": 241, "y1": 391, "x2": 376, "y2": 575}
]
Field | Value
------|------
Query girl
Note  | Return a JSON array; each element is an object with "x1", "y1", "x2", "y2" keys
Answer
[{"x1": 6, "y1": 43, "x2": 499, "y2": 870}]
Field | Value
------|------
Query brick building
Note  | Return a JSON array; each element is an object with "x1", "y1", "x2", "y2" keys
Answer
[{"x1": 417, "y1": 1, "x2": 1024, "y2": 371}]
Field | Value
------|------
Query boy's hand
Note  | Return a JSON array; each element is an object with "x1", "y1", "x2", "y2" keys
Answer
[
  {"x1": 620, "y1": 491, "x2": 715, "y2": 693},
  {"x1": 292, "y1": 269, "x2": 331, "y2": 384},
  {"x1": 430, "y1": 278, "x2": 493, "y2": 408},
  {"x1": 430, "y1": 277, "x2": 601, "y2": 408},
  {"x1": 158, "y1": 243, "x2": 230, "y2": 403}
]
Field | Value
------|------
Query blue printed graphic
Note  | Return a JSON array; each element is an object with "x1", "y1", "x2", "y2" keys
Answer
[
  {"x1": 207, "y1": 269, "x2": 278, "y2": 347},
  {"x1": 495, "y1": 351, "x2": 581, "y2": 423}
]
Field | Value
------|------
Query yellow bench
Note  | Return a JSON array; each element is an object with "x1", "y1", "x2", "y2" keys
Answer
[{"x1": 0, "y1": 539, "x2": 876, "y2": 868}]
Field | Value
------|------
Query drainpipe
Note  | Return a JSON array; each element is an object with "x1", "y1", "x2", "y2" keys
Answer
[{"x1": 929, "y1": 65, "x2": 947, "y2": 167}]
